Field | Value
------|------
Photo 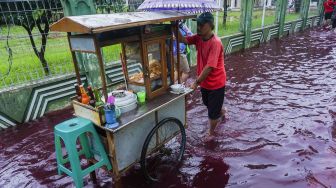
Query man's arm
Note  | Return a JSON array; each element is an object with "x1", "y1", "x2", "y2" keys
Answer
[
  {"x1": 191, "y1": 66, "x2": 213, "y2": 90},
  {"x1": 197, "y1": 66, "x2": 213, "y2": 83},
  {"x1": 191, "y1": 41, "x2": 223, "y2": 90},
  {"x1": 178, "y1": 29, "x2": 188, "y2": 44}
]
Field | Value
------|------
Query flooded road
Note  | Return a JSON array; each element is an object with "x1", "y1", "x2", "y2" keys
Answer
[{"x1": 1, "y1": 27, "x2": 336, "y2": 187}]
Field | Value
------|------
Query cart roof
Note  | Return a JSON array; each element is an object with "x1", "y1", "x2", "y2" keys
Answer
[{"x1": 50, "y1": 11, "x2": 195, "y2": 34}]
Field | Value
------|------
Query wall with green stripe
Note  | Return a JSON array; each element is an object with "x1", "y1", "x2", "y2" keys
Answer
[{"x1": 222, "y1": 16, "x2": 321, "y2": 54}]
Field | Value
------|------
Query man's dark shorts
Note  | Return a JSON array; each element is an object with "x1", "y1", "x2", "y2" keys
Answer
[
  {"x1": 201, "y1": 86, "x2": 225, "y2": 120},
  {"x1": 325, "y1": 12, "x2": 332, "y2": 20}
]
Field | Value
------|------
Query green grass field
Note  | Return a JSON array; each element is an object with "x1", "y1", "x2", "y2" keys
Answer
[
  {"x1": 0, "y1": 9, "x2": 321, "y2": 88},
  {"x1": 0, "y1": 28, "x2": 121, "y2": 87}
]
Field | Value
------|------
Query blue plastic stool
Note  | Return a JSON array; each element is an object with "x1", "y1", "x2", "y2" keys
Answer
[{"x1": 54, "y1": 117, "x2": 112, "y2": 187}]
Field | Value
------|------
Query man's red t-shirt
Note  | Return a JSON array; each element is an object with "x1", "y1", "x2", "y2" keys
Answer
[
  {"x1": 186, "y1": 34, "x2": 226, "y2": 90},
  {"x1": 324, "y1": 1, "x2": 334, "y2": 13}
]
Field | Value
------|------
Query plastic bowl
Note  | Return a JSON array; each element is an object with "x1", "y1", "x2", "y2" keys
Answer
[
  {"x1": 116, "y1": 101, "x2": 137, "y2": 113},
  {"x1": 102, "y1": 90, "x2": 137, "y2": 106},
  {"x1": 170, "y1": 84, "x2": 185, "y2": 92}
]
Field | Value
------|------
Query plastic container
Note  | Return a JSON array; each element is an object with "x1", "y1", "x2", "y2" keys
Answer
[
  {"x1": 118, "y1": 101, "x2": 138, "y2": 113},
  {"x1": 103, "y1": 90, "x2": 137, "y2": 107},
  {"x1": 105, "y1": 107, "x2": 120, "y2": 123},
  {"x1": 114, "y1": 94, "x2": 137, "y2": 107},
  {"x1": 107, "y1": 96, "x2": 115, "y2": 104},
  {"x1": 137, "y1": 91, "x2": 146, "y2": 103}
]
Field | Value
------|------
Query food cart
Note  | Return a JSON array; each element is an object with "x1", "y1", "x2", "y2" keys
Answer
[{"x1": 50, "y1": 11, "x2": 195, "y2": 182}]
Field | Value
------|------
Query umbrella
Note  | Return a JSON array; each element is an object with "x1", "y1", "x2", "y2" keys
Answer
[{"x1": 137, "y1": 0, "x2": 222, "y2": 13}]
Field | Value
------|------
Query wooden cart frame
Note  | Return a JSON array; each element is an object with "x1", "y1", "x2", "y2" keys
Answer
[{"x1": 50, "y1": 11, "x2": 195, "y2": 181}]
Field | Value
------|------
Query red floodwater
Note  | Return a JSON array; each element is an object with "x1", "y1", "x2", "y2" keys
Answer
[{"x1": 1, "y1": 27, "x2": 336, "y2": 188}]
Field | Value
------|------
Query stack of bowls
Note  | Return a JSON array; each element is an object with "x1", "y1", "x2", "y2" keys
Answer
[{"x1": 104, "y1": 90, "x2": 138, "y2": 113}]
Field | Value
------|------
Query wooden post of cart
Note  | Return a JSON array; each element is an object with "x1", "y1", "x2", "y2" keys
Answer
[
  {"x1": 175, "y1": 20, "x2": 181, "y2": 84},
  {"x1": 50, "y1": 11, "x2": 196, "y2": 183}
]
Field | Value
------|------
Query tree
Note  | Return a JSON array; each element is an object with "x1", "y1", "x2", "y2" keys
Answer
[{"x1": 1, "y1": 0, "x2": 62, "y2": 76}]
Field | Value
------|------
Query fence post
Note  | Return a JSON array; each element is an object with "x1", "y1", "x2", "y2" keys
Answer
[
  {"x1": 301, "y1": 0, "x2": 310, "y2": 29},
  {"x1": 60, "y1": 0, "x2": 96, "y2": 16},
  {"x1": 240, "y1": 0, "x2": 253, "y2": 49},
  {"x1": 276, "y1": 0, "x2": 288, "y2": 38}
]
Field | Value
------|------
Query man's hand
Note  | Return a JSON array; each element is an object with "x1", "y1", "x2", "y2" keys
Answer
[
  {"x1": 190, "y1": 66, "x2": 213, "y2": 90},
  {"x1": 190, "y1": 80, "x2": 199, "y2": 90}
]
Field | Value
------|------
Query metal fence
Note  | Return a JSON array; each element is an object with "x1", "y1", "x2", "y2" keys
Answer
[
  {"x1": 0, "y1": 0, "x2": 67, "y2": 89},
  {"x1": 0, "y1": 0, "x2": 320, "y2": 90},
  {"x1": 0, "y1": 0, "x2": 145, "y2": 90}
]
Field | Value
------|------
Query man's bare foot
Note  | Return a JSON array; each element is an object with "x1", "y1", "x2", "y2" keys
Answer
[
  {"x1": 220, "y1": 107, "x2": 228, "y2": 121},
  {"x1": 208, "y1": 108, "x2": 228, "y2": 136},
  {"x1": 209, "y1": 119, "x2": 219, "y2": 136},
  {"x1": 203, "y1": 134, "x2": 216, "y2": 142},
  {"x1": 209, "y1": 126, "x2": 216, "y2": 136}
]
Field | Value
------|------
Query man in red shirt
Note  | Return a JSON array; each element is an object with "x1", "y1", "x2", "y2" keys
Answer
[
  {"x1": 323, "y1": 0, "x2": 335, "y2": 25},
  {"x1": 179, "y1": 12, "x2": 226, "y2": 136}
]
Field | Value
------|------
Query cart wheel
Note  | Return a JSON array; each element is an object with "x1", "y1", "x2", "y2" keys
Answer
[{"x1": 140, "y1": 117, "x2": 186, "y2": 182}]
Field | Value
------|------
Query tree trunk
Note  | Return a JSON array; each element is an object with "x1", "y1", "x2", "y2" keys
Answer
[
  {"x1": 21, "y1": 24, "x2": 39, "y2": 58},
  {"x1": 37, "y1": 19, "x2": 50, "y2": 75},
  {"x1": 36, "y1": 52, "x2": 49, "y2": 75},
  {"x1": 20, "y1": 15, "x2": 50, "y2": 76}
]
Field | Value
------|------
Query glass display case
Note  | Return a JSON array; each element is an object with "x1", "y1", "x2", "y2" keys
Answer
[
  {"x1": 123, "y1": 42, "x2": 144, "y2": 85},
  {"x1": 122, "y1": 36, "x2": 170, "y2": 99}
]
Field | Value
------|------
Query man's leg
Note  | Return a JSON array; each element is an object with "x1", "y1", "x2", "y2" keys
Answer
[
  {"x1": 206, "y1": 87, "x2": 225, "y2": 136},
  {"x1": 332, "y1": 19, "x2": 336, "y2": 32},
  {"x1": 174, "y1": 70, "x2": 178, "y2": 83},
  {"x1": 180, "y1": 55, "x2": 190, "y2": 83},
  {"x1": 209, "y1": 119, "x2": 220, "y2": 136},
  {"x1": 328, "y1": 19, "x2": 332, "y2": 26},
  {"x1": 174, "y1": 55, "x2": 190, "y2": 83},
  {"x1": 209, "y1": 109, "x2": 227, "y2": 135},
  {"x1": 201, "y1": 88, "x2": 209, "y2": 107},
  {"x1": 325, "y1": 13, "x2": 329, "y2": 25},
  {"x1": 181, "y1": 72, "x2": 189, "y2": 83},
  {"x1": 173, "y1": 71, "x2": 185, "y2": 84},
  {"x1": 326, "y1": 12, "x2": 332, "y2": 26}
]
